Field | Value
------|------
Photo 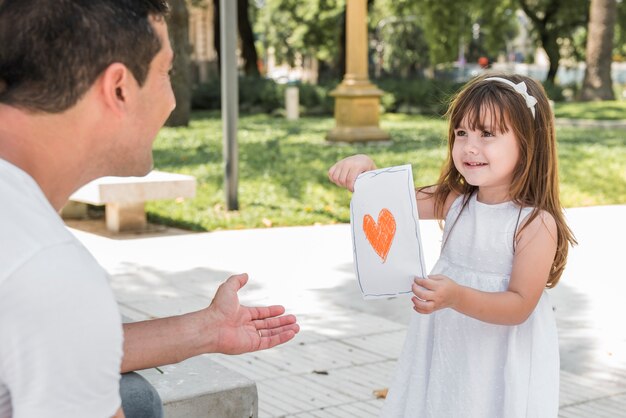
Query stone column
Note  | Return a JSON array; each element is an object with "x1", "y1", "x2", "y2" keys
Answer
[{"x1": 327, "y1": 0, "x2": 389, "y2": 142}]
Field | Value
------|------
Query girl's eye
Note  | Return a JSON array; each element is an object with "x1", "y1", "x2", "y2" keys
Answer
[
  {"x1": 455, "y1": 130, "x2": 467, "y2": 137},
  {"x1": 482, "y1": 130, "x2": 494, "y2": 137}
]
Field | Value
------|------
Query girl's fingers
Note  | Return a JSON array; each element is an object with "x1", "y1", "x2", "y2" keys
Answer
[
  {"x1": 412, "y1": 297, "x2": 435, "y2": 314},
  {"x1": 412, "y1": 282, "x2": 433, "y2": 301},
  {"x1": 346, "y1": 168, "x2": 356, "y2": 192},
  {"x1": 327, "y1": 165, "x2": 336, "y2": 181},
  {"x1": 329, "y1": 166, "x2": 343, "y2": 186},
  {"x1": 415, "y1": 276, "x2": 435, "y2": 290}
]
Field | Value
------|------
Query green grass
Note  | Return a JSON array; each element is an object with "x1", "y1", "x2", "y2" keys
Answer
[
  {"x1": 553, "y1": 100, "x2": 626, "y2": 120},
  {"x1": 147, "y1": 112, "x2": 626, "y2": 231}
]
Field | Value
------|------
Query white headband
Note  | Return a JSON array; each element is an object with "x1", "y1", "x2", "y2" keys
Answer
[{"x1": 484, "y1": 77, "x2": 537, "y2": 119}]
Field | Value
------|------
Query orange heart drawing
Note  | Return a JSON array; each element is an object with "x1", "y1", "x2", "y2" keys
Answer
[{"x1": 363, "y1": 208, "x2": 396, "y2": 263}]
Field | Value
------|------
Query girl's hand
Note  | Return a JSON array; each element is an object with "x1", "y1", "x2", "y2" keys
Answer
[
  {"x1": 328, "y1": 154, "x2": 376, "y2": 192},
  {"x1": 412, "y1": 275, "x2": 461, "y2": 314}
]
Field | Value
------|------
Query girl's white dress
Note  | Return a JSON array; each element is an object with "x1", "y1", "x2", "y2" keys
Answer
[{"x1": 381, "y1": 193, "x2": 559, "y2": 417}]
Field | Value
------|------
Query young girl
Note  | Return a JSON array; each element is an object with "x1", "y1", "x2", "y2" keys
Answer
[{"x1": 328, "y1": 73, "x2": 576, "y2": 417}]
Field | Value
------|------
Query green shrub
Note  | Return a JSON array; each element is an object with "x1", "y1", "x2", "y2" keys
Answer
[
  {"x1": 191, "y1": 79, "x2": 221, "y2": 110},
  {"x1": 191, "y1": 77, "x2": 462, "y2": 116},
  {"x1": 376, "y1": 78, "x2": 462, "y2": 115},
  {"x1": 542, "y1": 81, "x2": 565, "y2": 102},
  {"x1": 192, "y1": 77, "x2": 335, "y2": 115},
  {"x1": 297, "y1": 83, "x2": 335, "y2": 115}
]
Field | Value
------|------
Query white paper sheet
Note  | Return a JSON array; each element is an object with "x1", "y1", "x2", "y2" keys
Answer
[{"x1": 350, "y1": 164, "x2": 428, "y2": 300}]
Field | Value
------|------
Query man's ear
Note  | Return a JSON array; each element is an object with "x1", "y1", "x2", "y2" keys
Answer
[{"x1": 98, "y1": 63, "x2": 135, "y2": 116}]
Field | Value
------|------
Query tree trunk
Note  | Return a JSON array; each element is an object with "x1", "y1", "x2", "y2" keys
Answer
[
  {"x1": 338, "y1": 5, "x2": 347, "y2": 78},
  {"x1": 213, "y1": 0, "x2": 221, "y2": 75},
  {"x1": 542, "y1": 31, "x2": 561, "y2": 85},
  {"x1": 519, "y1": 0, "x2": 560, "y2": 84},
  {"x1": 238, "y1": 0, "x2": 260, "y2": 76},
  {"x1": 166, "y1": 0, "x2": 192, "y2": 127},
  {"x1": 581, "y1": 0, "x2": 616, "y2": 100}
]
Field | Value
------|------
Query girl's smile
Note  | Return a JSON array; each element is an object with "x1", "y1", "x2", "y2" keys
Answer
[{"x1": 462, "y1": 161, "x2": 488, "y2": 167}]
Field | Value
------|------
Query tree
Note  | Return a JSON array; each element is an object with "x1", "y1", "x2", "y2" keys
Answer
[
  {"x1": 370, "y1": 14, "x2": 430, "y2": 78},
  {"x1": 518, "y1": 0, "x2": 589, "y2": 84},
  {"x1": 581, "y1": 0, "x2": 617, "y2": 100},
  {"x1": 238, "y1": 0, "x2": 260, "y2": 76},
  {"x1": 256, "y1": 0, "x2": 347, "y2": 78},
  {"x1": 166, "y1": 0, "x2": 192, "y2": 127},
  {"x1": 213, "y1": 0, "x2": 262, "y2": 77},
  {"x1": 614, "y1": 0, "x2": 626, "y2": 60},
  {"x1": 378, "y1": 0, "x2": 518, "y2": 67}
]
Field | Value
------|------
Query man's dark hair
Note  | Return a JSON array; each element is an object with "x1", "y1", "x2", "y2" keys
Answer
[{"x1": 0, "y1": 0, "x2": 170, "y2": 113}]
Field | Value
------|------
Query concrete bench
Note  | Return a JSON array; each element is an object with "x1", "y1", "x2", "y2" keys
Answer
[
  {"x1": 138, "y1": 356, "x2": 258, "y2": 418},
  {"x1": 63, "y1": 171, "x2": 196, "y2": 232}
]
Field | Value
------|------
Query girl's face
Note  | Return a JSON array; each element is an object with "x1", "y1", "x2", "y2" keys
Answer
[{"x1": 452, "y1": 110, "x2": 519, "y2": 204}]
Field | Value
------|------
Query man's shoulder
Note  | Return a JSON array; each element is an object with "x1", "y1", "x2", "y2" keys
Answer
[
  {"x1": 0, "y1": 160, "x2": 76, "y2": 284},
  {"x1": 0, "y1": 243, "x2": 123, "y2": 418}
]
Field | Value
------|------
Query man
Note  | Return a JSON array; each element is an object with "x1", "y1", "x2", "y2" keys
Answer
[{"x1": 0, "y1": 1, "x2": 299, "y2": 417}]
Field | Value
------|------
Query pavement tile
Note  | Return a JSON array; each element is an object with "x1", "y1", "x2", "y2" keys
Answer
[{"x1": 67, "y1": 204, "x2": 626, "y2": 417}]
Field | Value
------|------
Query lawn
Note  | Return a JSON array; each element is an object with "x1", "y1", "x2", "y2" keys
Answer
[
  {"x1": 553, "y1": 100, "x2": 626, "y2": 120},
  {"x1": 148, "y1": 112, "x2": 626, "y2": 231}
]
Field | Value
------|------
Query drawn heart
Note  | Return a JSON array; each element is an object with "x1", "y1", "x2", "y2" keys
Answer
[{"x1": 363, "y1": 208, "x2": 396, "y2": 263}]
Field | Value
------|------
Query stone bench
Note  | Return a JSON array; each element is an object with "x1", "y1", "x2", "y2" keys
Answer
[
  {"x1": 138, "y1": 356, "x2": 258, "y2": 418},
  {"x1": 63, "y1": 171, "x2": 196, "y2": 232}
]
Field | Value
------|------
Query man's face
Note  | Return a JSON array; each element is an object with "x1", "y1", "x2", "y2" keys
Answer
[{"x1": 113, "y1": 16, "x2": 176, "y2": 176}]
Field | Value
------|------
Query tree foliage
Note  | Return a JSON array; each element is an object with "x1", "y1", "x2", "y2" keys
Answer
[
  {"x1": 517, "y1": 0, "x2": 589, "y2": 83},
  {"x1": 376, "y1": 0, "x2": 518, "y2": 66},
  {"x1": 188, "y1": 0, "x2": 620, "y2": 88},
  {"x1": 256, "y1": 0, "x2": 346, "y2": 70},
  {"x1": 372, "y1": 14, "x2": 430, "y2": 78}
]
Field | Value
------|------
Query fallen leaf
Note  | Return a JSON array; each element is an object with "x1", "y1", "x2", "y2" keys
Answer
[{"x1": 373, "y1": 388, "x2": 388, "y2": 399}]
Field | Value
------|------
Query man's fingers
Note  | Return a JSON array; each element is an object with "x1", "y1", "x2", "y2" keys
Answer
[
  {"x1": 256, "y1": 321, "x2": 300, "y2": 350},
  {"x1": 258, "y1": 323, "x2": 300, "y2": 338},
  {"x1": 248, "y1": 305, "x2": 289, "y2": 321},
  {"x1": 225, "y1": 273, "x2": 249, "y2": 291},
  {"x1": 262, "y1": 330, "x2": 297, "y2": 350},
  {"x1": 252, "y1": 312, "x2": 296, "y2": 330}
]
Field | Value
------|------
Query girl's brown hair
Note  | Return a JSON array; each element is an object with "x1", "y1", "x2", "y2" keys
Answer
[{"x1": 430, "y1": 73, "x2": 576, "y2": 287}]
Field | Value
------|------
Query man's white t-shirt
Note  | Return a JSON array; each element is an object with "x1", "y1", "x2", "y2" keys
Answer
[{"x1": 0, "y1": 159, "x2": 123, "y2": 418}]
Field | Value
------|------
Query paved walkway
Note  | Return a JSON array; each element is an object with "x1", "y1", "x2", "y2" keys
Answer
[
  {"x1": 67, "y1": 204, "x2": 626, "y2": 417},
  {"x1": 554, "y1": 118, "x2": 626, "y2": 129}
]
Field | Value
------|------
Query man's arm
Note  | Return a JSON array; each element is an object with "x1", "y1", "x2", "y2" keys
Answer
[{"x1": 121, "y1": 273, "x2": 299, "y2": 372}]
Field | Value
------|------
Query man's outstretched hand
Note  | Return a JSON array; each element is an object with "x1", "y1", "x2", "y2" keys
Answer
[
  {"x1": 203, "y1": 273, "x2": 300, "y2": 355},
  {"x1": 120, "y1": 273, "x2": 299, "y2": 372}
]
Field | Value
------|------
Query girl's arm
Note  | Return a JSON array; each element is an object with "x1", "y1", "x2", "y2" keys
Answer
[
  {"x1": 412, "y1": 211, "x2": 558, "y2": 325},
  {"x1": 415, "y1": 185, "x2": 459, "y2": 220},
  {"x1": 328, "y1": 155, "x2": 458, "y2": 220}
]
